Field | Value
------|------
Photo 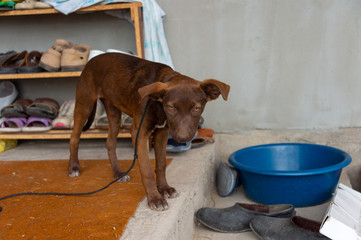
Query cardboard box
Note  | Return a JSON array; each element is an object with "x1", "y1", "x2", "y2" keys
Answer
[{"x1": 320, "y1": 183, "x2": 361, "y2": 240}]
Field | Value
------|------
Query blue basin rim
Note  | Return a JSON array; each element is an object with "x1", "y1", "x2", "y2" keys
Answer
[{"x1": 228, "y1": 143, "x2": 351, "y2": 176}]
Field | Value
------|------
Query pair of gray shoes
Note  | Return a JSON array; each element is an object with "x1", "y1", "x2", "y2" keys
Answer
[{"x1": 195, "y1": 203, "x2": 330, "y2": 239}]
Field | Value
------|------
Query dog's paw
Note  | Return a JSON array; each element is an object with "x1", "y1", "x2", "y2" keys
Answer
[
  {"x1": 114, "y1": 171, "x2": 131, "y2": 182},
  {"x1": 161, "y1": 187, "x2": 179, "y2": 199},
  {"x1": 68, "y1": 169, "x2": 80, "y2": 178},
  {"x1": 148, "y1": 197, "x2": 169, "y2": 211},
  {"x1": 116, "y1": 174, "x2": 130, "y2": 182}
]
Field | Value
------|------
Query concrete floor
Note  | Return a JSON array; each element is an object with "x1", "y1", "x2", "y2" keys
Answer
[{"x1": 0, "y1": 129, "x2": 360, "y2": 239}]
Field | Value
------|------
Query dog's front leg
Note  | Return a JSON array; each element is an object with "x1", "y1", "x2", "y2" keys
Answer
[
  {"x1": 131, "y1": 126, "x2": 168, "y2": 211},
  {"x1": 153, "y1": 127, "x2": 178, "y2": 199}
]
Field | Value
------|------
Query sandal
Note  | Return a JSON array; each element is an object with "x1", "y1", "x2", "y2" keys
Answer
[
  {"x1": 0, "y1": 51, "x2": 27, "y2": 74},
  {"x1": 52, "y1": 100, "x2": 75, "y2": 129},
  {"x1": 25, "y1": 97, "x2": 60, "y2": 119},
  {"x1": 191, "y1": 128, "x2": 215, "y2": 148},
  {"x1": 0, "y1": 51, "x2": 16, "y2": 65},
  {"x1": 18, "y1": 51, "x2": 44, "y2": 73},
  {"x1": 0, "y1": 117, "x2": 27, "y2": 132},
  {"x1": 1, "y1": 98, "x2": 33, "y2": 118},
  {"x1": 166, "y1": 131, "x2": 198, "y2": 153},
  {"x1": 22, "y1": 116, "x2": 52, "y2": 132}
]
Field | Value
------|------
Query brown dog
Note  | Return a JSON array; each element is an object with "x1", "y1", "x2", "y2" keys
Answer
[{"x1": 68, "y1": 53, "x2": 230, "y2": 211}]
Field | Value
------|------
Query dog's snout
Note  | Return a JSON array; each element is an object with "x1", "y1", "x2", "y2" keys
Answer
[{"x1": 177, "y1": 135, "x2": 190, "y2": 143}]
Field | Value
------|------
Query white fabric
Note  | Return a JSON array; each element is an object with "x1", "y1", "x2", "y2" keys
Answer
[{"x1": 42, "y1": 0, "x2": 174, "y2": 68}]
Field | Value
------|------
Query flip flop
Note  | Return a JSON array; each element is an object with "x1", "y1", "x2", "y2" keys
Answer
[
  {"x1": 191, "y1": 128, "x2": 215, "y2": 148},
  {"x1": 1, "y1": 98, "x2": 33, "y2": 118},
  {"x1": 166, "y1": 131, "x2": 198, "y2": 153},
  {"x1": 25, "y1": 97, "x2": 60, "y2": 119},
  {"x1": 0, "y1": 117, "x2": 27, "y2": 132},
  {"x1": 22, "y1": 117, "x2": 52, "y2": 132}
]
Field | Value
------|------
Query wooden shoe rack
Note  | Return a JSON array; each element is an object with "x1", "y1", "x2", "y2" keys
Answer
[{"x1": 0, "y1": 2, "x2": 144, "y2": 139}]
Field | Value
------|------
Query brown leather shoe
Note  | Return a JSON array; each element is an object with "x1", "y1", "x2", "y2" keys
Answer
[{"x1": 60, "y1": 43, "x2": 91, "y2": 72}]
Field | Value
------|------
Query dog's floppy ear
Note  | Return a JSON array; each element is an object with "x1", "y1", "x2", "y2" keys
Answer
[
  {"x1": 200, "y1": 79, "x2": 230, "y2": 101},
  {"x1": 138, "y1": 82, "x2": 168, "y2": 103}
]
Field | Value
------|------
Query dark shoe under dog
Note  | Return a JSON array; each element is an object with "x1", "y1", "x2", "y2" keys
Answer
[
  {"x1": 195, "y1": 203, "x2": 295, "y2": 233},
  {"x1": 250, "y1": 215, "x2": 330, "y2": 239}
]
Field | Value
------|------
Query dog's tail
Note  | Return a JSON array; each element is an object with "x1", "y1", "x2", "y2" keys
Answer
[{"x1": 82, "y1": 101, "x2": 97, "y2": 131}]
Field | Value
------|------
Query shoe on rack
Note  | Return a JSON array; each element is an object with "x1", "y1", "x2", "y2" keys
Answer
[
  {"x1": 0, "y1": 81, "x2": 18, "y2": 111},
  {"x1": 25, "y1": 97, "x2": 60, "y2": 119},
  {"x1": 250, "y1": 215, "x2": 331, "y2": 240},
  {"x1": 52, "y1": 100, "x2": 75, "y2": 129},
  {"x1": 0, "y1": 51, "x2": 16, "y2": 65},
  {"x1": 39, "y1": 39, "x2": 73, "y2": 72},
  {"x1": 0, "y1": 51, "x2": 27, "y2": 74},
  {"x1": 106, "y1": 49, "x2": 135, "y2": 56},
  {"x1": 0, "y1": 1, "x2": 16, "y2": 10},
  {"x1": 61, "y1": 43, "x2": 91, "y2": 72},
  {"x1": 15, "y1": 0, "x2": 51, "y2": 9},
  {"x1": 1, "y1": 98, "x2": 32, "y2": 118},
  {"x1": 22, "y1": 116, "x2": 52, "y2": 132},
  {"x1": 18, "y1": 51, "x2": 43, "y2": 73},
  {"x1": 34, "y1": 0, "x2": 51, "y2": 9},
  {"x1": 0, "y1": 117, "x2": 27, "y2": 132},
  {"x1": 88, "y1": 50, "x2": 105, "y2": 61},
  {"x1": 195, "y1": 203, "x2": 295, "y2": 233}
]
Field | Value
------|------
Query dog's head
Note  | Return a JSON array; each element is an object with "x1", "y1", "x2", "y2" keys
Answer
[{"x1": 138, "y1": 79, "x2": 230, "y2": 143}]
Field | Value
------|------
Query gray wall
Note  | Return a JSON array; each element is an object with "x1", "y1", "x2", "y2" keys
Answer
[{"x1": 2, "y1": 0, "x2": 361, "y2": 132}]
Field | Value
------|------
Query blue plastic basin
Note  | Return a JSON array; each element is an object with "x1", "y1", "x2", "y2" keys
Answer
[{"x1": 228, "y1": 143, "x2": 351, "y2": 207}]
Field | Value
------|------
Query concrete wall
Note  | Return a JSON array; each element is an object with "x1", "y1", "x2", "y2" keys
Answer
[{"x1": 2, "y1": 0, "x2": 361, "y2": 132}]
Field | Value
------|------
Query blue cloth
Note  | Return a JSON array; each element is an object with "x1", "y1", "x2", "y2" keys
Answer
[{"x1": 43, "y1": 0, "x2": 174, "y2": 68}]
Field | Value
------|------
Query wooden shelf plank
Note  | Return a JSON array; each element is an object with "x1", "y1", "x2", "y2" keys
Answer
[
  {"x1": 0, "y1": 129, "x2": 131, "y2": 140},
  {"x1": 0, "y1": 71, "x2": 81, "y2": 80},
  {"x1": 0, "y1": 2, "x2": 142, "y2": 141},
  {"x1": 0, "y1": 2, "x2": 142, "y2": 16}
]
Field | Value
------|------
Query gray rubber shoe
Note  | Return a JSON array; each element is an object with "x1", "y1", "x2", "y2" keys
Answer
[
  {"x1": 216, "y1": 162, "x2": 238, "y2": 197},
  {"x1": 250, "y1": 215, "x2": 331, "y2": 239},
  {"x1": 195, "y1": 203, "x2": 295, "y2": 233}
]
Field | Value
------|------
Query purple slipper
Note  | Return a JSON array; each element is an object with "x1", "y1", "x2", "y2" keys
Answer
[
  {"x1": 0, "y1": 117, "x2": 27, "y2": 132},
  {"x1": 22, "y1": 117, "x2": 52, "y2": 132}
]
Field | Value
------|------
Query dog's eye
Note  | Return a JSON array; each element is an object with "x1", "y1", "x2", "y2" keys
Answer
[
  {"x1": 192, "y1": 106, "x2": 200, "y2": 112},
  {"x1": 168, "y1": 105, "x2": 176, "y2": 112}
]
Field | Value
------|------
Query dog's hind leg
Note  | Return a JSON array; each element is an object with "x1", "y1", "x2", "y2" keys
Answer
[
  {"x1": 68, "y1": 97, "x2": 97, "y2": 177},
  {"x1": 102, "y1": 99, "x2": 130, "y2": 182}
]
